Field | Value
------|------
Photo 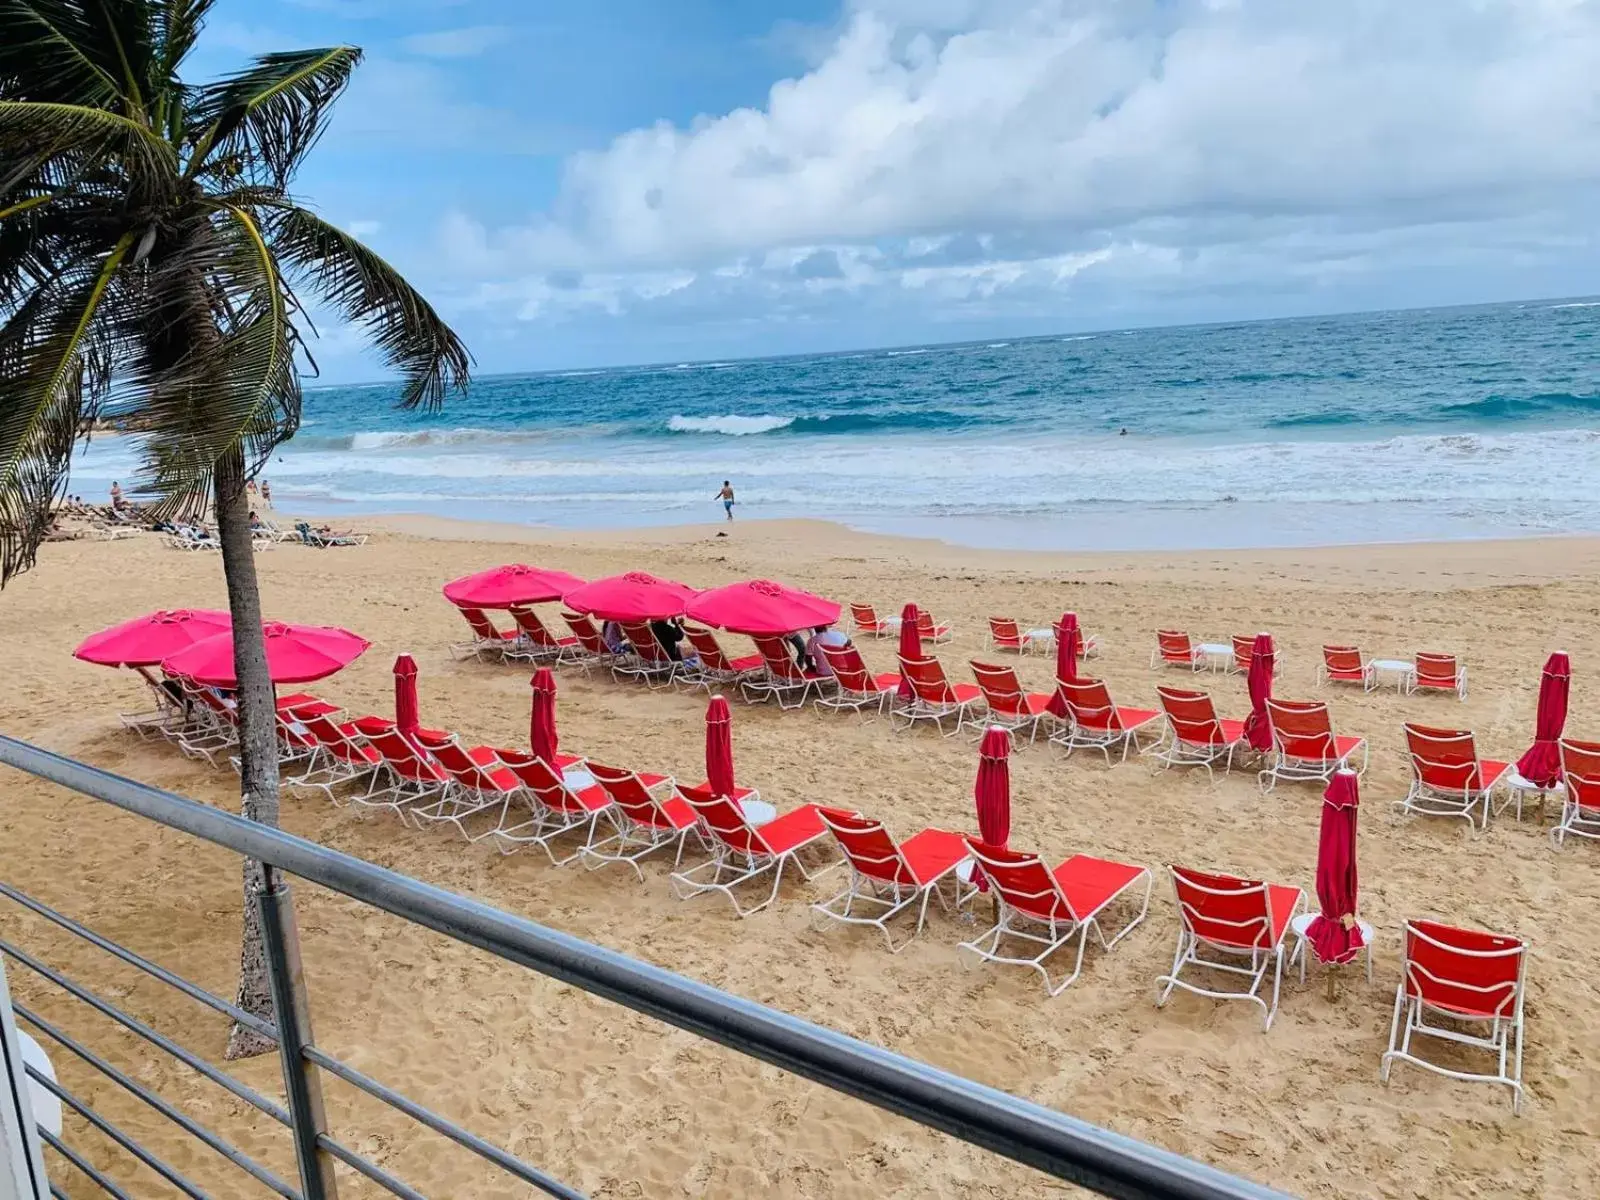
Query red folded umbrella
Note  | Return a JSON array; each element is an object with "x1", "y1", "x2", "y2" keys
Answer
[
  {"x1": 973, "y1": 726, "x2": 1012, "y2": 894},
  {"x1": 530, "y1": 667, "x2": 559, "y2": 764},
  {"x1": 705, "y1": 694, "x2": 736, "y2": 797},
  {"x1": 1306, "y1": 769, "x2": 1364, "y2": 966},
  {"x1": 563, "y1": 571, "x2": 698, "y2": 622},
  {"x1": 1515, "y1": 651, "x2": 1570, "y2": 789},
  {"x1": 74, "y1": 609, "x2": 232, "y2": 667},
  {"x1": 895, "y1": 602, "x2": 922, "y2": 700},
  {"x1": 686, "y1": 579, "x2": 841, "y2": 636},
  {"x1": 442, "y1": 564, "x2": 586, "y2": 610},
  {"x1": 161, "y1": 621, "x2": 370, "y2": 687},
  {"x1": 393, "y1": 654, "x2": 420, "y2": 738},
  {"x1": 1242, "y1": 632, "x2": 1275, "y2": 752},
  {"x1": 1046, "y1": 612, "x2": 1080, "y2": 719}
]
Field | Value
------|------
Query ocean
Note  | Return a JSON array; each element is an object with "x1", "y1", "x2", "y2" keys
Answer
[{"x1": 72, "y1": 299, "x2": 1600, "y2": 550}]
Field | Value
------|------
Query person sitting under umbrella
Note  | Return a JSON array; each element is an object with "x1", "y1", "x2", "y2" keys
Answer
[{"x1": 806, "y1": 624, "x2": 850, "y2": 677}]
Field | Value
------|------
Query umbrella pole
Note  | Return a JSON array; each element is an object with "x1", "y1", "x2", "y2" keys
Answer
[{"x1": 1325, "y1": 968, "x2": 1337, "y2": 1003}]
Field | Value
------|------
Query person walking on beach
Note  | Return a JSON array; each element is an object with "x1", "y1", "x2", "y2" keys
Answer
[
  {"x1": 260, "y1": 479, "x2": 273, "y2": 507},
  {"x1": 716, "y1": 480, "x2": 735, "y2": 521},
  {"x1": 109, "y1": 481, "x2": 124, "y2": 511}
]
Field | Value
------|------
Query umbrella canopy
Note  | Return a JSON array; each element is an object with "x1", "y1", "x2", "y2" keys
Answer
[
  {"x1": 162, "y1": 622, "x2": 370, "y2": 687},
  {"x1": 1305, "y1": 769, "x2": 1364, "y2": 966},
  {"x1": 895, "y1": 602, "x2": 922, "y2": 700},
  {"x1": 74, "y1": 609, "x2": 232, "y2": 668},
  {"x1": 1046, "y1": 612, "x2": 1081, "y2": 719},
  {"x1": 1515, "y1": 651, "x2": 1571, "y2": 789},
  {"x1": 442, "y1": 564, "x2": 586, "y2": 610},
  {"x1": 686, "y1": 579, "x2": 841, "y2": 636},
  {"x1": 705, "y1": 694, "x2": 736, "y2": 797},
  {"x1": 393, "y1": 654, "x2": 420, "y2": 737},
  {"x1": 1242, "y1": 632, "x2": 1276, "y2": 752},
  {"x1": 530, "y1": 667, "x2": 559, "y2": 764},
  {"x1": 563, "y1": 571, "x2": 698, "y2": 622}
]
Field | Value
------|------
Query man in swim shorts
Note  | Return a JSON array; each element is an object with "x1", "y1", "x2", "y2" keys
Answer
[{"x1": 716, "y1": 481, "x2": 735, "y2": 521}]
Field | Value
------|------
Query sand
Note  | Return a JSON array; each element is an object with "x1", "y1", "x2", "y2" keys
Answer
[{"x1": 2, "y1": 516, "x2": 1597, "y2": 1199}]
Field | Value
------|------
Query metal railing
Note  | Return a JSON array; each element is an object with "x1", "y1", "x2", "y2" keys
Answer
[{"x1": 0, "y1": 733, "x2": 1291, "y2": 1200}]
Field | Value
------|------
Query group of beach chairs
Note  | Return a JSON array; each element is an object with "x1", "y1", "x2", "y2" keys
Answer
[{"x1": 1155, "y1": 630, "x2": 1469, "y2": 701}]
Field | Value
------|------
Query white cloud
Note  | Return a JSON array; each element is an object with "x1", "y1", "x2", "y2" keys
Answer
[
  {"x1": 400, "y1": 25, "x2": 511, "y2": 59},
  {"x1": 343, "y1": 219, "x2": 383, "y2": 238}
]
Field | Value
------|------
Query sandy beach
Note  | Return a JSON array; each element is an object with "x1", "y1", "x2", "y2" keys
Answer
[{"x1": 2, "y1": 515, "x2": 1597, "y2": 1199}]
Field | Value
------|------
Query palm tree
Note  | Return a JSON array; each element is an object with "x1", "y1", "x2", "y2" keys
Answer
[{"x1": 0, "y1": 1, "x2": 470, "y2": 1056}]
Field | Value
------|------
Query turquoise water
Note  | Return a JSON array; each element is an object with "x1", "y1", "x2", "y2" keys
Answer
[{"x1": 74, "y1": 298, "x2": 1600, "y2": 549}]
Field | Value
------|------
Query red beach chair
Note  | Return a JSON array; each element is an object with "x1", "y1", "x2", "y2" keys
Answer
[
  {"x1": 411, "y1": 740, "x2": 522, "y2": 841},
  {"x1": 506, "y1": 605, "x2": 579, "y2": 663},
  {"x1": 358, "y1": 728, "x2": 450, "y2": 822},
  {"x1": 744, "y1": 635, "x2": 830, "y2": 709},
  {"x1": 986, "y1": 617, "x2": 1052, "y2": 655},
  {"x1": 1149, "y1": 687, "x2": 1247, "y2": 779},
  {"x1": 1317, "y1": 645, "x2": 1371, "y2": 690},
  {"x1": 959, "y1": 839, "x2": 1152, "y2": 996},
  {"x1": 616, "y1": 620, "x2": 683, "y2": 688},
  {"x1": 448, "y1": 606, "x2": 520, "y2": 661},
  {"x1": 812, "y1": 810, "x2": 976, "y2": 952},
  {"x1": 970, "y1": 662, "x2": 1055, "y2": 743},
  {"x1": 1150, "y1": 629, "x2": 1226, "y2": 672},
  {"x1": 581, "y1": 765, "x2": 702, "y2": 880},
  {"x1": 558, "y1": 610, "x2": 620, "y2": 671},
  {"x1": 1413, "y1": 652, "x2": 1467, "y2": 700},
  {"x1": 1046, "y1": 678, "x2": 1160, "y2": 763},
  {"x1": 1382, "y1": 919, "x2": 1527, "y2": 1112},
  {"x1": 682, "y1": 626, "x2": 763, "y2": 690},
  {"x1": 1156, "y1": 866, "x2": 1304, "y2": 1031},
  {"x1": 915, "y1": 609, "x2": 953, "y2": 644},
  {"x1": 1399, "y1": 724, "x2": 1511, "y2": 831},
  {"x1": 1231, "y1": 634, "x2": 1278, "y2": 676},
  {"x1": 815, "y1": 645, "x2": 898, "y2": 717},
  {"x1": 848, "y1": 602, "x2": 900, "y2": 639},
  {"x1": 1553, "y1": 738, "x2": 1600, "y2": 847},
  {"x1": 1258, "y1": 699, "x2": 1367, "y2": 791},
  {"x1": 895, "y1": 655, "x2": 985, "y2": 736},
  {"x1": 669, "y1": 793, "x2": 834, "y2": 917},
  {"x1": 491, "y1": 752, "x2": 626, "y2": 864},
  {"x1": 285, "y1": 712, "x2": 382, "y2": 801}
]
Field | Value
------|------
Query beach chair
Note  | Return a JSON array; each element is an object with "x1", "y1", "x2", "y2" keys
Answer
[
  {"x1": 986, "y1": 617, "x2": 1051, "y2": 655},
  {"x1": 491, "y1": 752, "x2": 628, "y2": 864},
  {"x1": 1552, "y1": 738, "x2": 1600, "y2": 847},
  {"x1": 959, "y1": 840, "x2": 1152, "y2": 996},
  {"x1": 286, "y1": 712, "x2": 383, "y2": 801},
  {"x1": 1398, "y1": 724, "x2": 1511, "y2": 831},
  {"x1": 294, "y1": 521, "x2": 367, "y2": 548},
  {"x1": 743, "y1": 635, "x2": 831, "y2": 709},
  {"x1": 970, "y1": 662, "x2": 1055, "y2": 743},
  {"x1": 812, "y1": 810, "x2": 976, "y2": 953},
  {"x1": 1381, "y1": 919, "x2": 1527, "y2": 1112},
  {"x1": 815, "y1": 645, "x2": 898, "y2": 717},
  {"x1": 1148, "y1": 687, "x2": 1248, "y2": 779},
  {"x1": 118, "y1": 671, "x2": 192, "y2": 740},
  {"x1": 1412, "y1": 652, "x2": 1467, "y2": 700},
  {"x1": 170, "y1": 679, "x2": 239, "y2": 765},
  {"x1": 616, "y1": 621, "x2": 682, "y2": 688},
  {"x1": 357, "y1": 729, "x2": 450, "y2": 822},
  {"x1": 1150, "y1": 630, "x2": 1219, "y2": 672},
  {"x1": 1156, "y1": 866, "x2": 1304, "y2": 1031},
  {"x1": 448, "y1": 607, "x2": 520, "y2": 662},
  {"x1": 409, "y1": 740, "x2": 522, "y2": 841},
  {"x1": 1047, "y1": 678, "x2": 1160, "y2": 764},
  {"x1": 669, "y1": 793, "x2": 834, "y2": 917},
  {"x1": 915, "y1": 610, "x2": 953, "y2": 644},
  {"x1": 580, "y1": 765, "x2": 701, "y2": 880},
  {"x1": 1316, "y1": 645, "x2": 1371, "y2": 690},
  {"x1": 163, "y1": 526, "x2": 218, "y2": 552},
  {"x1": 681, "y1": 626, "x2": 764, "y2": 690},
  {"x1": 559, "y1": 611, "x2": 621, "y2": 672},
  {"x1": 505, "y1": 605, "x2": 580, "y2": 663},
  {"x1": 1258, "y1": 699, "x2": 1368, "y2": 791},
  {"x1": 895, "y1": 655, "x2": 985, "y2": 736},
  {"x1": 849, "y1": 603, "x2": 901, "y2": 639},
  {"x1": 1231, "y1": 635, "x2": 1276, "y2": 676}
]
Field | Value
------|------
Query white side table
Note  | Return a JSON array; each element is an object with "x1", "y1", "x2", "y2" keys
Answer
[
  {"x1": 1196, "y1": 642, "x2": 1233, "y2": 671},
  {"x1": 1368, "y1": 658, "x2": 1416, "y2": 693},
  {"x1": 1024, "y1": 628, "x2": 1055, "y2": 652},
  {"x1": 1290, "y1": 912, "x2": 1375, "y2": 985},
  {"x1": 1499, "y1": 770, "x2": 1563, "y2": 823},
  {"x1": 739, "y1": 798, "x2": 777, "y2": 827}
]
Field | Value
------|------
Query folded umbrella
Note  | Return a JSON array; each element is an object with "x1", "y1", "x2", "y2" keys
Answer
[
  {"x1": 973, "y1": 726, "x2": 1012, "y2": 897},
  {"x1": 895, "y1": 602, "x2": 922, "y2": 701},
  {"x1": 1046, "y1": 612, "x2": 1081, "y2": 719},
  {"x1": 1306, "y1": 769, "x2": 1364, "y2": 967},
  {"x1": 687, "y1": 579, "x2": 840, "y2": 636},
  {"x1": 1242, "y1": 632, "x2": 1275, "y2": 753},
  {"x1": 705, "y1": 694, "x2": 736, "y2": 798},
  {"x1": 530, "y1": 667, "x2": 559, "y2": 764},
  {"x1": 394, "y1": 654, "x2": 420, "y2": 738},
  {"x1": 1515, "y1": 651, "x2": 1570, "y2": 789}
]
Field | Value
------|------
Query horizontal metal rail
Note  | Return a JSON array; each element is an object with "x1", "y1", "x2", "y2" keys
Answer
[
  {"x1": 38, "y1": 1124, "x2": 133, "y2": 1200},
  {"x1": 0, "y1": 733, "x2": 1290, "y2": 1200}
]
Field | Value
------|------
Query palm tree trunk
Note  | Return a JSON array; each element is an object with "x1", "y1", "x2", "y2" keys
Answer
[{"x1": 215, "y1": 446, "x2": 280, "y2": 1059}]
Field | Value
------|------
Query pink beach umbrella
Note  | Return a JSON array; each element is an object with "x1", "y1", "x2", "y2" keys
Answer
[
  {"x1": 1046, "y1": 612, "x2": 1081, "y2": 719},
  {"x1": 1515, "y1": 651, "x2": 1570, "y2": 789},
  {"x1": 705, "y1": 694, "x2": 736, "y2": 798},
  {"x1": 1305, "y1": 769, "x2": 1364, "y2": 967},
  {"x1": 530, "y1": 667, "x2": 559, "y2": 765},
  {"x1": 1242, "y1": 632, "x2": 1275, "y2": 753},
  {"x1": 895, "y1": 602, "x2": 923, "y2": 700},
  {"x1": 393, "y1": 654, "x2": 421, "y2": 739},
  {"x1": 973, "y1": 726, "x2": 1012, "y2": 896}
]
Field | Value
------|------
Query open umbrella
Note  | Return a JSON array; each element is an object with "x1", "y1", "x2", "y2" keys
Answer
[
  {"x1": 1045, "y1": 612, "x2": 1081, "y2": 719},
  {"x1": 393, "y1": 654, "x2": 420, "y2": 738},
  {"x1": 563, "y1": 571, "x2": 698, "y2": 622},
  {"x1": 74, "y1": 609, "x2": 232, "y2": 667},
  {"x1": 1242, "y1": 632, "x2": 1275, "y2": 752},
  {"x1": 687, "y1": 579, "x2": 840, "y2": 635},
  {"x1": 705, "y1": 694, "x2": 736, "y2": 797},
  {"x1": 162, "y1": 621, "x2": 370, "y2": 687},
  {"x1": 895, "y1": 602, "x2": 922, "y2": 700},
  {"x1": 1305, "y1": 769, "x2": 1364, "y2": 972},
  {"x1": 530, "y1": 667, "x2": 559, "y2": 764},
  {"x1": 974, "y1": 726, "x2": 1012, "y2": 899},
  {"x1": 442, "y1": 564, "x2": 586, "y2": 610},
  {"x1": 1515, "y1": 651, "x2": 1570, "y2": 789}
]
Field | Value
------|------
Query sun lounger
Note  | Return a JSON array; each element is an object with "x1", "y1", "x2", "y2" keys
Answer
[
  {"x1": 1046, "y1": 678, "x2": 1160, "y2": 763},
  {"x1": 669, "y1": 792, "x2": 834, "y2": 917},
  {"x1": 1258, "y1": 699, "x2": 1368, "y2": 791},
  {"x1": 681, "y1": 625, "x2": 765, "y2": 691},
  {"x1": 986, "y1": 617, "x2": 1052, "y2": 655},
  {"x1": 1382, "y1": 919, "x2": 1527, "y2": 1112},
  {"x1": 118, "y1": 671, "x2": 192, "y2": 740},
  {"x1": 294, "y1": 521, "x2": 367, "y2": 548},
  {"x1": 1150, "y1": 629, "x2": 1227, "y2": 672},
  {"x1": 357, "y1": 728, "x2": 450, "y2": 822},
  {"x1": 1148, "y1": 686, "x2": 1248, "y2": 779},
  {"x1": 163, "y1": 527, "x2": 219, "y2": 552},
  {"x1": 915, "y1": 610, "x2": 953, "y2": 644},
  {"x1": 1553, "y1": 738, "x2": 1600, "y2": 847},
  {"x1": 743, "y1": 635, "x2": 831, "y2": 709},
  {"x1": 959, "y1": 840, "x2": 1152, "y2": 995},
  {"x1": 1398, "y1": 724, "x2": 1510, "y2": 831},
  {"x1": 616, "y1": 621, "x2": 683, "y2": 688},
  {"x1": 1156, "y1": 866, "x2": 1304, "y2": 1031},
  {"x1": 1231, "y1": 634, "x2": 1277, "y2": 676},
  {"x1": 1316, "y1": 645, "x2": 1371, "y2": 690},
  {"x1": 490, "y1": 752, "x2": 634, "y2": 864},
  {"x1": 409, "y1": 740, "x2": 523, "y2": 841},
  {"x1": 168, "y1": 679, "x2": 239, "y2": 765},
  {"x1": 448, "y1": 606, "x2": 521, "y2": 662},
  {"x1": 970, "y1": 662, "x2": 1055, "y2": 743},
  {"x1": 505, "y1": 605, "x2": 580, "y2": 663},
  {"x1": 285, "y1": 712, "x2": 383, "y2": 801},
  {"x1": 849, "y1": 603, "x2": 901, "y2": 639},
  {"x1": 895, "y1": 655, "x2": 985, "y2": 736},
  {"x1": 812, "y1": 810, "x2": 975, "y2": 952},
  {"x1": 559, "y1": 610, "x2": 621, "y2": 672},
  {"x1": 815, "y1": 645, "x2": 898, "y2": 717},
  {"x1": 579, "y1": 766, "x2": 702, "y2": 880},
  {"x1": 1413, "y1": 652, "x2": 1467, "y2": 700}
]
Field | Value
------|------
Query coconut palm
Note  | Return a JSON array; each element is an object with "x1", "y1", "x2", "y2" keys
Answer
[{"x1": 0, "y1": 1, "x2": 470, "y2": 1055}]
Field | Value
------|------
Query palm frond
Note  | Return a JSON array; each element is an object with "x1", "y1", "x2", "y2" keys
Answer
[
  {"x1": 0, "y1": 99, "x2": 177, "y2": 182},
  {"x1": 83, "y1": 0, "x2": 156, "y2": 118},
  {"x1": 265, "y1": 205, "x2": 471, "y2": 410},
  {"x1": 154, "y1": 0, "x2": 216, "y2": 77},
  {"x1": 0, "y1": 1, "x2": 127, "y2": 109}
]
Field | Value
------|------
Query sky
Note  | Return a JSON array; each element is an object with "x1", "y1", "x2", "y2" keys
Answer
[{"x1": 193, "y1": 0, "x2": 1600, "y2": 380}]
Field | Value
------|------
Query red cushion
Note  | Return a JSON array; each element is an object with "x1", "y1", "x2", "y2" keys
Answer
[
  {"x1": 1052, "y1": 855, "x2": 1145, "y2": 919},
  {"x1": 899, "y1": 828, "x2": 969, "y2": 884},
  {"x1": 758, "y1": 804, "x2": 827, "y2": 854}
]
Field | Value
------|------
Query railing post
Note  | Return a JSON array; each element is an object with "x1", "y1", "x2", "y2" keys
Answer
[{"x1": 257, "y1": 869, "x2": 339, "y2": 1199}]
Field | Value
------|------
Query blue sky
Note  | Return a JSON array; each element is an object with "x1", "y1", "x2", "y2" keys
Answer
[{"x1": 191, "y1": 0, "x2": 1600, "y2": 380}]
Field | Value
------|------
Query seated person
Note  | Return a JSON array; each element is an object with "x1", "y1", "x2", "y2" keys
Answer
[
  {"x1": 806, "y1": 624, "x2": 851, "y2": 676},
  {"x1": 650, "y1": 617, "x2": 687, "y2": 662},
  {"x1": 601, "y1": 620, "x2": 627, "y2": 655}
]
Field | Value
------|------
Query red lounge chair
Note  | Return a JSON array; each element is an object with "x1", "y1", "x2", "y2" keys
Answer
[
  {"x1": 285, "y1": 712, "x2": 383, "y2": 801},
  {"x1": 1231, "y1": 634, "x2": 1275, "y2": 676},
  {"x1": 581, "y1": 765, "x2": 703, "y2": 880},
  {"x1": 1149, "y1": 686, "x2": 1247, "y2": 779},
  {"x1": 1317, "y1": 645, "x2": 1371, "y2": 690},
  {"x1": 915, "y1": 609, "x2": 953, "y2": 644},
  {"x1": 959, "y1": 840, "x2": 1152, "y2": 996},
  {"x1": 815, "y1": 644, "x2": 898, "y2": 717},
  {"x1": 492, "y1": 753, "x2": 633, "y2": 864},
  {"x1": 1399, "y1": 724, "x2": 1511, "y2": 831},
  {"x1": 669, "y1": 793, "x2": 834, "y2": 917},
  {"x1": 970, "y1": 662, "x2": 1055, "y2": 743},
  {"x1": 895, "y1": 655, "x2": 985, "y2": 736},
  {"x1": 559, "y1": 610, "x2": 620, "y2": 671},
  {"x1": 682, "y1": 626, "x2": 763, "y2": 690},
  {"x1": 506, "y1": 605, "x2": 579, "y2": 663},
  {"x1": 1258, "y1": 698, "x2": 1368, "y2": 792},
  {"x1": 449, "y1": 606, "x2": 520, "y2": 661},
  {"x1": 848, "y1": 602, "x2": 901, "y2": 639},
  {"x1": 812, "y1": 810, "x2": 975, "y2": 952},
  {"x1": 1382, "y1": 919, "x2": 1527, "y2": 1112},
  {"x1": 1150, "y1": 629, "x2": 1221, "y2": 672},
  {"x1": 1046, "y1": 678, "x2": 1160, "y2": 764},
  {"x1": 617, "y1": 621, "x2": 683, "y2": 688},
  {"x1": 358, "y1": 728, "x2": 450, "y2": 822},
  {"x1": 1156, "y1": 866, "x2": 1303, "y2": 1031},
  {"x1": 986, "y1": 617, "x2": 1051, "y2": 655},
  {"x1": 411, "y1": 740, "x2": 522, "y2": 841},
  {"x1": 1553, "y1": 738, "x2": 1600, "y2": 847},
  {"x1": 170, "y1": 678, "x2": 239, "y2": 765},
  {"x1": 743, "y1": 635, "x2": 831, "y2": 710},
  {"x1": 1413, "y1": 652, "x2": 1467, "y2": 700}
]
